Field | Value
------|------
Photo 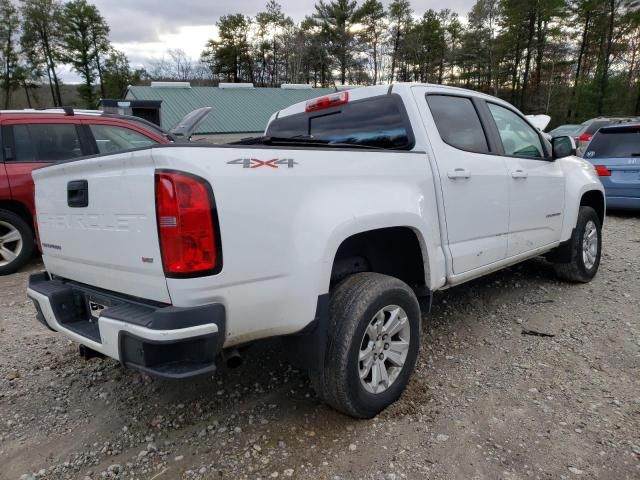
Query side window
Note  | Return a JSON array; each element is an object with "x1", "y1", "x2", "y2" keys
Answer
[
  {"x1": 487, "y1": 103, "x2": 545, "y2": 159},
  {"x1": 13, "y1": 124, "x2": 83, "y2": 162},
  {"x1": 426, "y1": 95, "x2": 489, "y2": 154},
  {"x1": 90, "y1": 124, "x2": 157, "y2": 154}
]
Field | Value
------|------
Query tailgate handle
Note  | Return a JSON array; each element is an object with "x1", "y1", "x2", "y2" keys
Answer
[{"x1": 67, "y1": 180, "x2": 89, "y2": 208}]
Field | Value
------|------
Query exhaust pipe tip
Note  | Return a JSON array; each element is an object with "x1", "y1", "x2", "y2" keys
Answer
[{"x1": 222, "y1": 348, "x2": 243, "y2": 369}]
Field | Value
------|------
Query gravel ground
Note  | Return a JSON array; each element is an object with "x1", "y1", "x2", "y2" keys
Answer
[{"x1": 1, "y1": 213, "x2": 639, "y2": 480}]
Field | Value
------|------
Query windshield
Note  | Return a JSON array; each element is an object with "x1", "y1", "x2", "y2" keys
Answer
[
  {"x1": 581, "y1": 120, "x2": 611, "y2": 136},
  {"x1": 266, "y1": 95, "x2": 414, "y2": 150},
  {"x1": 550, "y1": 125, "x2": 580, "y2": 137},
  {"x1": 584, "y1": 127, "x2": 640, "y2": 159},
  {"x1": 126, "y1": 118, "x2": 167, "y2": 136}
]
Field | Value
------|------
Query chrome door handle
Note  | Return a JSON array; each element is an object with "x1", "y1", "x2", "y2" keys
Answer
[
  {"x1": 511, "y1": 169, "x2": 528, "y2": 179},
  {"x1": 447, "y1": 168, "x2": 471, "y2": 179}
]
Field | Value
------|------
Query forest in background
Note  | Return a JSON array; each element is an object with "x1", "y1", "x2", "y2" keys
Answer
[{"x1": 2, "y1": 0, "x2": 640, "y2": 126}]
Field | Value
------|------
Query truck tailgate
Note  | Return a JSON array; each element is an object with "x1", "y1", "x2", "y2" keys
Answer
[{"x1": 33, "y1": 151, "x2": 171, "y2": 303}]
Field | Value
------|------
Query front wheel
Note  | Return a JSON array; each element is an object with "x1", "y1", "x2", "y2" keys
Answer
[
  {"x1": 553, "y1": 206, "x2": 602, "y2": 283},
  {"x1": 311, "y1": 273, "x2": 421, "y2": 418}
]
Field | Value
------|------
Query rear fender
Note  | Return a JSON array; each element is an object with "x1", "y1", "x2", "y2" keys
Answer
[{"x1": 295, "y1": 183, "x2": 446, "y2": 293}]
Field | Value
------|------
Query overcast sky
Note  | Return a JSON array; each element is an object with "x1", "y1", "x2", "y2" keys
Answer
[{"x1": 60, "y1": 0, "x2": 476, "y2": 82}]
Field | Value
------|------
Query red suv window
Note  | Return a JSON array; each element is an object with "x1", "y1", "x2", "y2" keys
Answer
[
  {"x1": 89, "y1": 124, "x2": 158, "y2": 154},
  {"x1": 13, "y1": 123, "x2": 84, "y2": 162}
]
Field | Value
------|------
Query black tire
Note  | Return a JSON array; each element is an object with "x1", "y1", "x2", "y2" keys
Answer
[
  {"x1": 553, "y1": 206, "x2": 602, "y2": 283},
  {"x1": 0, "y1": 209, "x2": 34, "y2": 276},
  {"x1": 311, "y1": 272, "x2": 421, "y2": 418}
]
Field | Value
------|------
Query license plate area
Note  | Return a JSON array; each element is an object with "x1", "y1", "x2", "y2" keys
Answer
[
  {"x1": 86, "y1": 295, "x2": 113, "y2": 322},
  {"x1": 54, "y1": 290, "x2": 121, "y2": 344},
  {"x1": 35, "y1": 276, "x2": 168, "y2": 344},
  {"x1": 88, "y1": 300, "x2": 104, "y2": 320},
  {"x1": 48, "y1": 289, "x2": 105, "y2": 343}
]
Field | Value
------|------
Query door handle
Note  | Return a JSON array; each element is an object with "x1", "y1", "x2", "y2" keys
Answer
[
  {"x1": 511, "y1": 169, "x2": 528, "y2": 179},
  {"x1": 447, "y1": 168, "x2": 471, "y2": 179}
]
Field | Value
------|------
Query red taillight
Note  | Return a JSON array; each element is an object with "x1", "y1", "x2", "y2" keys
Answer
[
  {"x1": 578, "y1": 133, "x2": 592, "y2": 143},
  {"x1": 594, "y1": 165, "x2": 611, "y2": 177},
  {"x1": 155, "y1": 171, "x2": 219, "y2": 276},
  {"x1": 305, "y1": 91, "x2": 349, "y2": 112}
]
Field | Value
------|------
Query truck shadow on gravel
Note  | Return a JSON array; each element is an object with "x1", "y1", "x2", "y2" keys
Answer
[
  {"x1": 96, "y1": 255, "x2": 560, "y2": 421},
  {"x1": 382, "y1": 256, "x2": 561, "y2": 418},
  {"x1": 4, "y1": 248, "x2": 626, "y2": 479}
]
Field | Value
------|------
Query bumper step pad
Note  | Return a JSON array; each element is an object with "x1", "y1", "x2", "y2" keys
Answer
[{"x1": 29, "y1": 272, "x2": 102, "y2": 342}]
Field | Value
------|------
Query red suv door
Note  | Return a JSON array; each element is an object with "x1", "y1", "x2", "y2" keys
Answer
[
  {"x1": 0, "y1": 117, "x2": 89, "y2": 274},
  {"x1": 0, "y1": 160, "x2": 8, "y2": 198},
  {"x1": 2, "y1": 118, "x2": 87, "y2": 215}
]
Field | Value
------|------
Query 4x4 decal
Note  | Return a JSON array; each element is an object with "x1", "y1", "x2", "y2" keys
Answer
[{"x1": 227, "y1": 158, "x2": 298, "y2": 169}]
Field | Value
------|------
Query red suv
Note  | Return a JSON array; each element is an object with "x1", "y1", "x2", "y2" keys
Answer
[{"x1": 0, "y1": 109, "x2": 170, "y2": 274}]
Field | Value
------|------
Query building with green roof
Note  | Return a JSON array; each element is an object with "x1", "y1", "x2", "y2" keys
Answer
[{"x1": 124, "y1": 83, "x2": 334, "y2": 142}]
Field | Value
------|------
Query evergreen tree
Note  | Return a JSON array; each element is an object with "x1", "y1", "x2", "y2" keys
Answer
[
  {"x1": 313, "y1": 0, "x2": 363, "y2": 85},
  {"x1": 20, "y1": 0, "x2": 64, "y2": 106},
  {"x1": 0, "y1": 0, "x2": 20, "y2": 108},
  {"x1": 60, "y1": 0, "x2": 110, "y2": 107}
]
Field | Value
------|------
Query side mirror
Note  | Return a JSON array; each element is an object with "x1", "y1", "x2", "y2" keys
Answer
[{"x1": 552, "y1": 136, "x2": 576, "y2": 159}]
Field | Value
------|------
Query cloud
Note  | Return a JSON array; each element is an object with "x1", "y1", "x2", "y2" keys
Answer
[
  {"x1": 112, "y1": 25, "x2": 214, "y2": 66},
  {"x1": 92, "y1": 0, "x2": 308, "y2": 43},
  {"x1": 92, "y1": 0, "x2": 476, "y2": 44},
  {"x1": 411, "y1": 0, "x2": 475, "y2": 15}
]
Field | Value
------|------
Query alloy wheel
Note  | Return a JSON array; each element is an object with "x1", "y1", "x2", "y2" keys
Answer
[
  {"x1": 582, "y1": 220, "x2": 598, "y2": 270},
  {"x1": 0, "y1": 221, "x2": 23, "y2": 268},
  {"x1": 358, "y1": 305, "x2": 411, "y2": 394}
]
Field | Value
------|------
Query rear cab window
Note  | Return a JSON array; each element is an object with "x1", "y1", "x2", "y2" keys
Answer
[
  {"x1": 266, "y1": 95, "x2": 414, "y2": 150},
  {"x1": 584, "y1": 126, "x2": 640, "y2": 159},
  {"x1": 426, "y1": 95, "x2": 489, "y2": 153}
]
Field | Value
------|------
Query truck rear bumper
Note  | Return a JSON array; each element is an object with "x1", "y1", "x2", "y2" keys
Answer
[{"x1": 27, "y1": 272, "x2": 225, "y2": 379}]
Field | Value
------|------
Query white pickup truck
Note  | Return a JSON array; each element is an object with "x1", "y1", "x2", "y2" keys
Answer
[{"x1": 27, "y1": 84, "x2": 604, "y2": 418}]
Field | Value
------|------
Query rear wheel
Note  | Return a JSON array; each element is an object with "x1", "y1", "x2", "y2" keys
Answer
[
  {"x1": 0, "y1": 210, "x2": 34, "y2": 276},
  {"x1": 553, "y1": 206, "x2": 602, "y2": 283},
  {"x1": 311, "y1": 273, "x2": 421, "y2": 418}
]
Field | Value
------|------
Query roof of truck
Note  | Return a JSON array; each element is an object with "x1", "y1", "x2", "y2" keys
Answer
[{"x1": 274, "y1": 83, "x2": 518, "y2": 121}]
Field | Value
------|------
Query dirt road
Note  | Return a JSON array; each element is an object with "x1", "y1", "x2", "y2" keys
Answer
[{"x1": 1, "y1": 214, "x2": 638, "y2": 480}]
